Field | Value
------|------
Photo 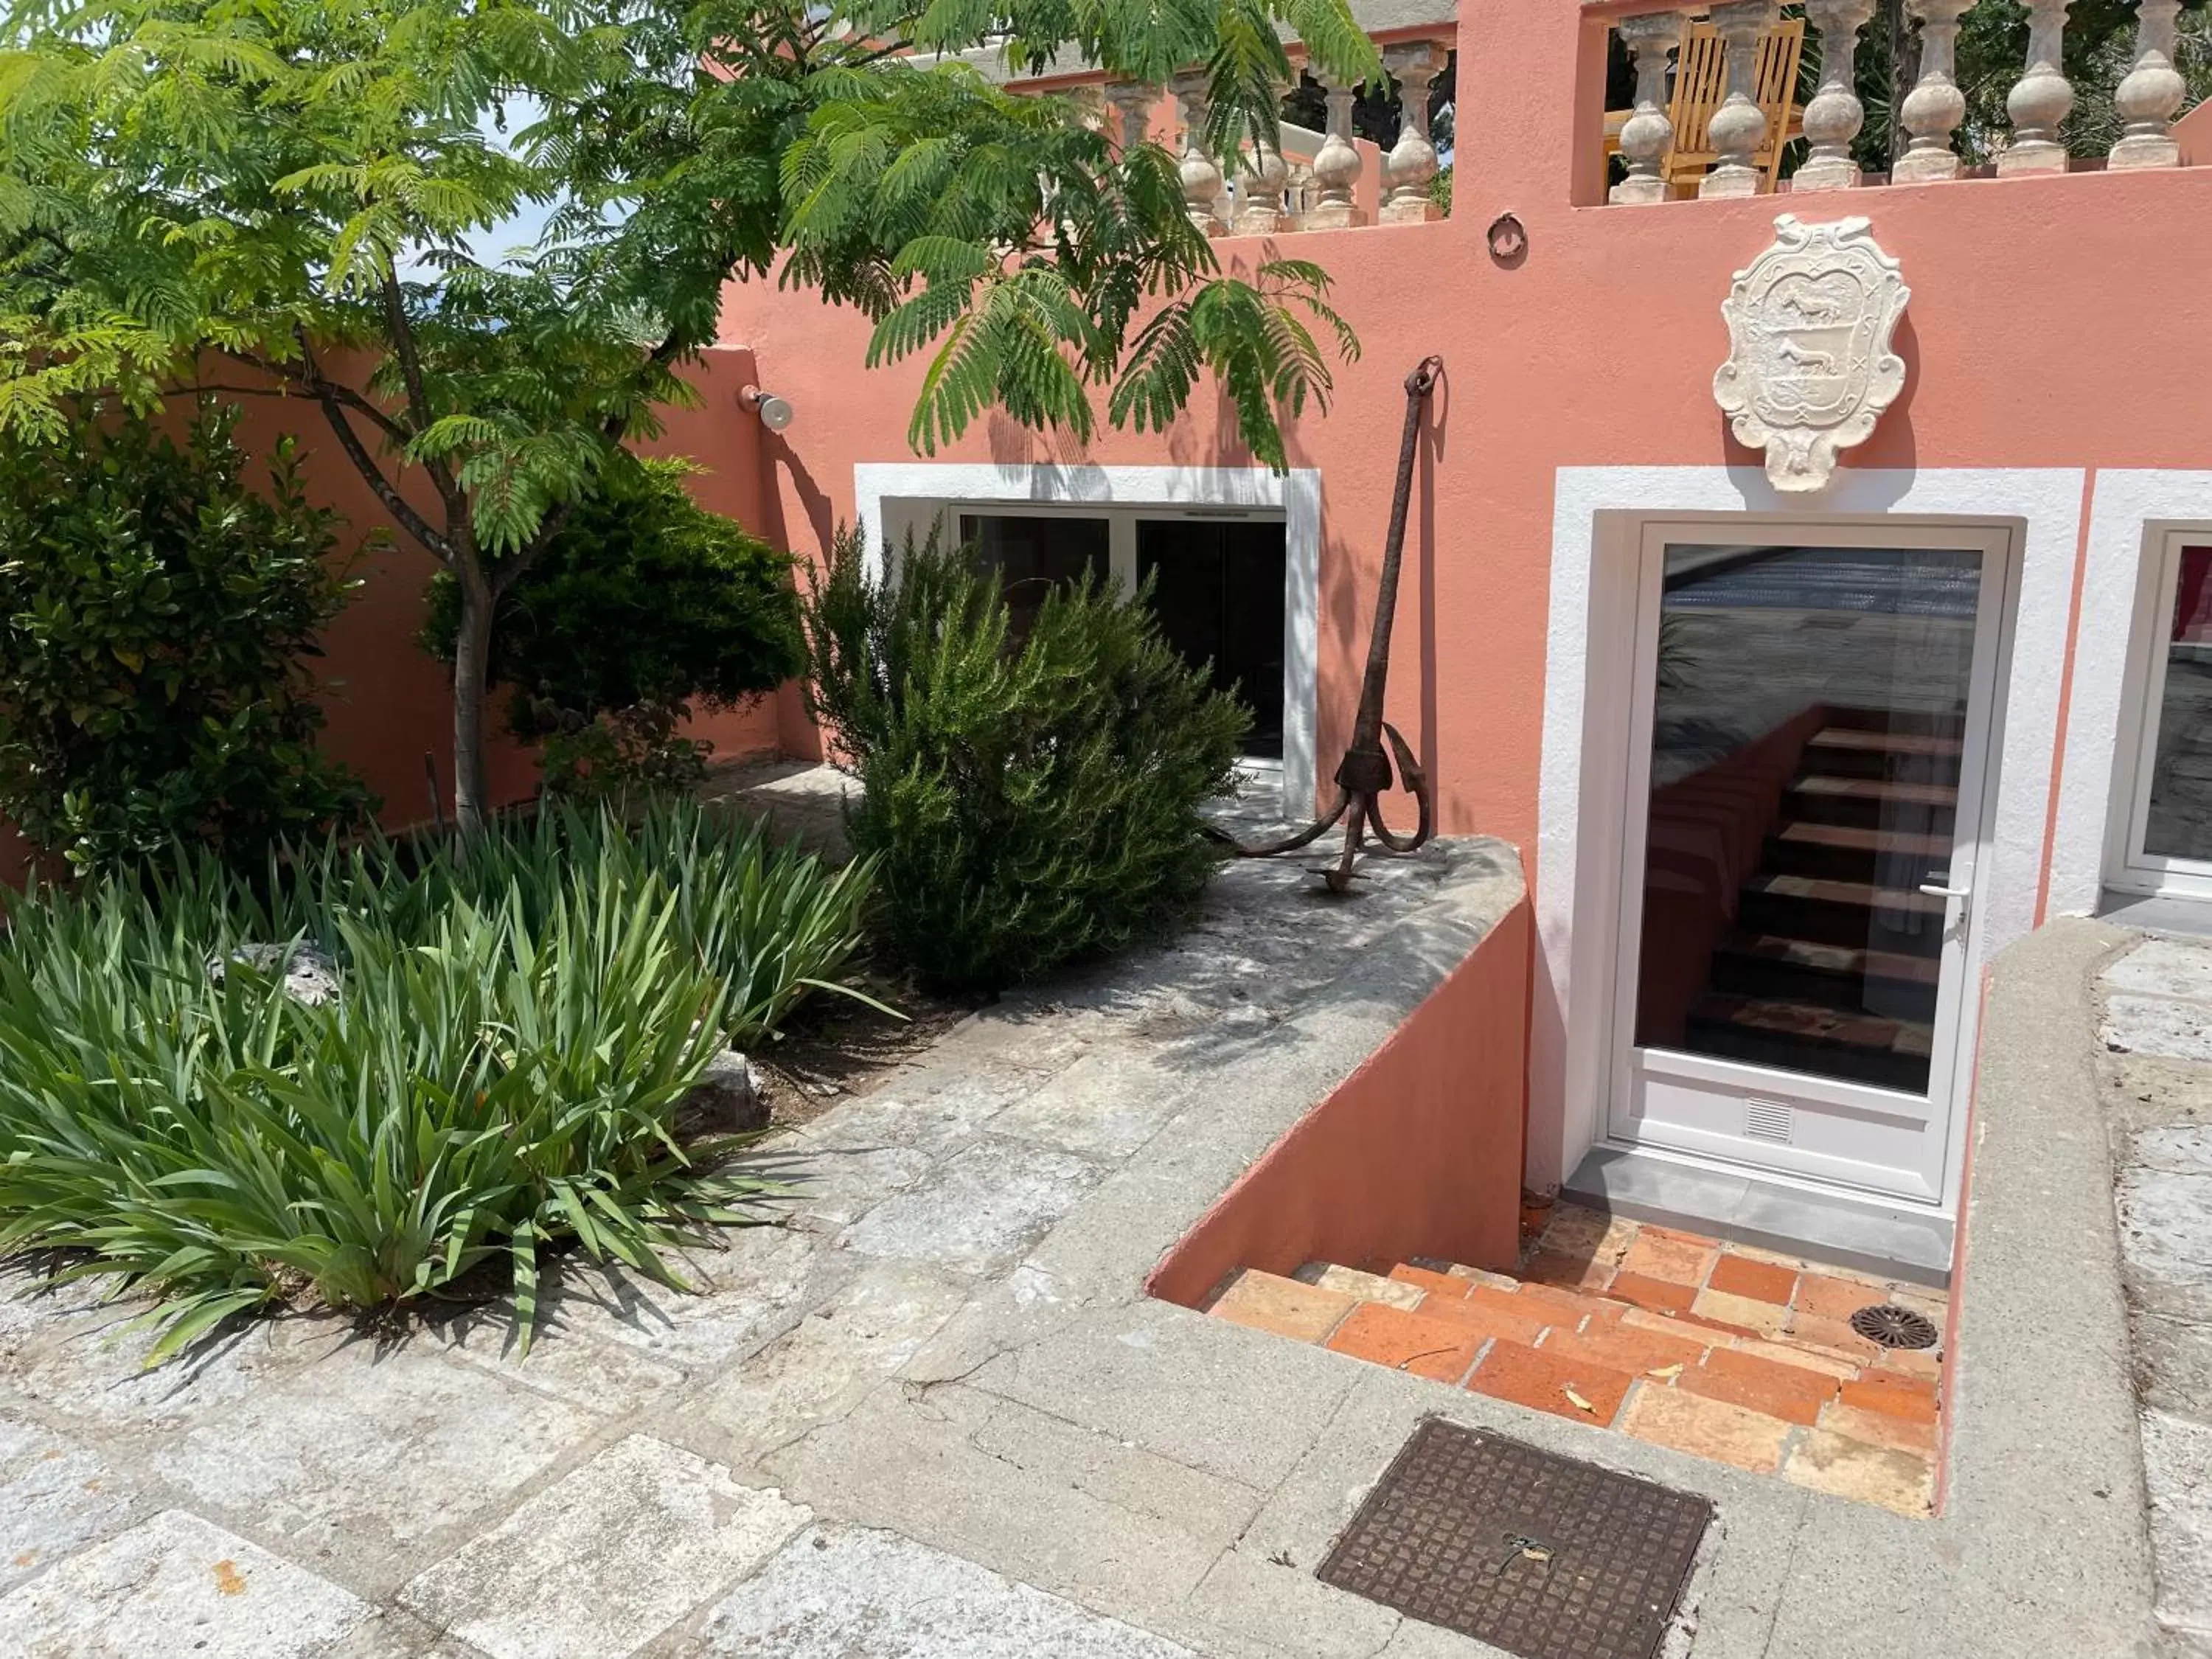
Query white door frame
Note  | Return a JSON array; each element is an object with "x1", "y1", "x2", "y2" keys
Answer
[
  {"x1": 1604, "y1": 519, "x2": 2016, "y2": 1207},
  {"x1": 2048, "y1": 474, "x2": 2212, "y2": 917},
  {"x1": 852, "y1": 462, "x2": 1321, "y2": 815},
  {"x1": 1533, "y1": 465, "x2": 2087, "y2": 1212}
]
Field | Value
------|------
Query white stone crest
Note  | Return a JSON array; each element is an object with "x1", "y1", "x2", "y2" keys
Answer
[{"x1": 1713, "y1": 215, "x2": 1910, "y2": 493}]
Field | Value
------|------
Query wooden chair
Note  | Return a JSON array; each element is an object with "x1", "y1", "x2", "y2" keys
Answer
[{"x1": 1603, "y1": 15, "x2": 1808, "y2": 196}]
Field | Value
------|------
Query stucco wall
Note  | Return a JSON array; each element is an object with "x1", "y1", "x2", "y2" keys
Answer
[
  {"x1": 716, "y1": 11, "x2": 2212, "y2": 868},
  {"x1": 1147, "y1": 892, "x2": 1534, "y2": 1302}
]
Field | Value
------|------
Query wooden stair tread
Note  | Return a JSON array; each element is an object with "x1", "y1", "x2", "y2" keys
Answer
[
  {"x1": 1690, "y1": 992, "x2": 1933, "y2": 1055},
  {"x1": 1808, "y1": 726, "x2": 1964, "y2": 758},
  {"x1": 1776, "y1": 821, "x2": 1953, "y2": 857},
  {"x1": 1791, "y1": 776, "x2": 1958, "y2": 806},
  {"x1": 1717, "y1": 932, "x2": 1943, "y2": 985},
  {"x1": 1744, "y1": 873, "x2": 1948, "y2": 914}
]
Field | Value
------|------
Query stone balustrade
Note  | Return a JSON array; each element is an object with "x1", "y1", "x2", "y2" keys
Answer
[
  {"x1": 1600, "y1": 0, "x2": 2195, "y2": 205},
  {"x1": 1102, "y1": 27, "x2": 1455, "y2": 236}
]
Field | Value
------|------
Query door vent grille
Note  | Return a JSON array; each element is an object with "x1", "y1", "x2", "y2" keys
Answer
[{"x1": 1744, "y1": 1099, "x2": 1795, "y2": 1144}]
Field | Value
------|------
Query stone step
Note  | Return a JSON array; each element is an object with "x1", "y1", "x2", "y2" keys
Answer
[{"x1": 1800, "y1": 726, "x2": 1966, "y2": 783}]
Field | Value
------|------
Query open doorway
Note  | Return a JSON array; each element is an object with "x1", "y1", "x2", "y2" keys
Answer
[{"x1": 956, "y1": 508, "x2": 1289, "y2": 765}]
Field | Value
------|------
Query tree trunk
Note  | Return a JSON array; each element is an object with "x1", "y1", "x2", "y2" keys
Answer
[{"x1": 451, "y1": 574, "x2": 495, "y2": 835}]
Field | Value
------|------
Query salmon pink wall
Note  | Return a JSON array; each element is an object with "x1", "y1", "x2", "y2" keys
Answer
[
  {"x1": 715, "y1": 8, "x2": 2212, "y2": 865},
  {"x1": 0, "y1": 345, "x2": 786, "y2": 875},
  {"x1": 1147, "y1": 896, "x2": 1534, "y2": 1304}
]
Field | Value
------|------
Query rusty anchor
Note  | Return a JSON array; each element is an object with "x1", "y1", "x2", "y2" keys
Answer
[{"x1": 1217, "y1": 354, "x2": 1441, "y2": 892}]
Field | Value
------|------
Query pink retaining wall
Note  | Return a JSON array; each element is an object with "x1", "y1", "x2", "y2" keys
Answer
[{"x1": 1147, "y1": 896, "x2": 1534, "y2": 1306}]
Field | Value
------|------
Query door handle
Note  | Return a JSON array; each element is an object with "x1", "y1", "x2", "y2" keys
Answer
[{"x1": 1918, "y1": 881, "x2": 1972, "y2": 900}]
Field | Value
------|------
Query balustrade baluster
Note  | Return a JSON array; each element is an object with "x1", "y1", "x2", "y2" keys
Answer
[
  {"x1": 1795, "y1": 0, "x2": 1875, "y2": 191},
  {"x1": 1307, "y1": 72, "x2": 1368, "y2": 228},
  {"x1": 1169, "y1": 72, "x2": 1227, "y2": 234},
  {"x1": 2110, "y1": 0, "x2": 2186, "y2": 168},
  {"x1": 1611, "y1": 13, "x2": 1682, "y2": 205},
  {"x1": 1105, "y1": 80, "x2": 1156, "y2": 152},
  {"x1": 1893, "y1": 0, "x2": 1972, "y2": 181},
  {"x1": 1380, "y1": 41, "x2": 1449, "y2": 223},
  {"x1": 1233, "y1": 105, "x2": 1292, "y2": 235},
  {"x1": 1998, "y1": 0, "x2": 2075, "y2": 175},
  {"x1": 1700, "y1": 0, "x2": 1779, "y2": 198}
]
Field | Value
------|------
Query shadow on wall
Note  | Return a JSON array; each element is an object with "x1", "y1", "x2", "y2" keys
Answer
[{"x1": 1147, "y1": 893, "x2": 1533, "y2": 1304}]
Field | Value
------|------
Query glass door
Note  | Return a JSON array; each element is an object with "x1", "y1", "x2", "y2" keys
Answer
[{"x1": 1608, "y1": 526, "x2": 2010, "y2": 1206}]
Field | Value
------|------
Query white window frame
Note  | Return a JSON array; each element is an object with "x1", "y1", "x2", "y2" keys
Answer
[
  {"x1": 852, "y1": 462, "x2": 1321, "y2": 816},
  {"x1": 2105, "y1": 524, "x2": 2212, "y2": 900}
]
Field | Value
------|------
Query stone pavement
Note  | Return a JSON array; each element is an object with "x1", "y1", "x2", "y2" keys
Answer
[
  {"x1": 0, "y1": 842, "x2": 1515, "y2": 1659},
  {"x1": 2098, "y1": 936, "x2": 2212, "y2": 1655},
  {"x1": 0, "y1": 847, "x2": 2186, "y2": 1659}
]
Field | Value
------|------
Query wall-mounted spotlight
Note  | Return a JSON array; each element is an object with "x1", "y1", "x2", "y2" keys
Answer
[{"x1": 740, "y1": 385, "x2": 796, "y2": 431}]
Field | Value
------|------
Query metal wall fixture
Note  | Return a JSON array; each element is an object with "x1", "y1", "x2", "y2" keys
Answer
[{"x1": 740, "y1": 385, "x2": 796, "y2": 431}]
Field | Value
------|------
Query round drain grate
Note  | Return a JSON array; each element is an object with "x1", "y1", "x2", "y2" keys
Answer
[{"x1": 1849, "y1": 1303, "x2": 1939, "y2": 1351}]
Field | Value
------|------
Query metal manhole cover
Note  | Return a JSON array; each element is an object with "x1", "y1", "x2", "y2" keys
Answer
[
  {"x1": 1848, "y1": 1303, "x2": 1940, "y2": 1350},
  {"x1": 1318, "y1": 1419, "x2": 1711, "y2": 1659}
]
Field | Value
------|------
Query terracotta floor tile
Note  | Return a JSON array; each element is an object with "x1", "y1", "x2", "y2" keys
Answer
[
  {"x1": 1620, "y1": 1305, "x2": 1757, "y2": 1343},
  {"x1": 1467, "y1": 1341, "x2": 1633, "y2": 1427},
  {"x1": 1723, "y1": 1240, "x2": 1815, "y2": 1272},
  {"x1": 1620, "y1": 1385, "x2": 1791, "y2": 1475},
  {"x1": 1793, "y1": 1272, "x2": 1893, "y2": 1325},
  {"x1": 1838, "y1": 1369, "x2": 1940, "y2": 1424},
  {"x1": 1872, "y1": 1345, "x2": 1944, "y2": 1381},
  {"x1": 1411, "y1": 1291, "x2": 1551, "y2": 1349},
  {"x1": 1539, "y1": 1321, "x2": 1709, "y2": 1378},
  {"x1": 1707, "y1": 1253, "x2": 1799, "y2": 1305},
  {"x1": 1501, "y1": 1279, "x2": 1612, "y2": 1320},
  {"x1": 1297, "y1": 1263, "x2": 1425, "y2": 1310},
  {"x1": 1678, "y1": 1347, "x2": 1840, "y2": 1425},
  {"x1": 1820, "y1": 1399, "x2": 1938, "y2": 1458},
  {"x1": 1784, "y1": 1428, "x2": 1933, "y2": 1517},
  {"x1": 1387, "y1": 1263, "x2": 1472, "y2": 1302},
  {"x1": 1324, "y1": 1302, "x2": 1487, "y2": 1384},
  {"x1": 1523, "y1": 1250, "x2": 1616, "y2": 1293},
  {"x1": 1439, "y1": 1261, "x2": 1523, "y2": 1293},
  {"x1": 1784, "y1": 1311, "x2": 1888, "y2": 1364},
  {"x1": 1539, "y1": 1206, "x2": 1638, "y2": 1266},
  {"x1": 1692, "y1": 1288, "x2": 1791, "y2": 1338},
  {"x1": 1618, "y1": 1228, "x2": 1720, "y2": 1287},
  {"x1": 1207, "y1": 1269, "x2": 1354, "y2": 1343},
  {"x1": 1609, "y1": 1272, "x2": 1700, "y2": 1315},
  {"x1": 1728, "y1": 1337, "x2": 1863, "y2": 1382}
]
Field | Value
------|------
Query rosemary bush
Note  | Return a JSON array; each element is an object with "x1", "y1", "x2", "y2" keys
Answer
[
  {"x1": 803, "y1": 527, "x2": 1245, "y2": 993},
  {"x1": 0, "y1": 801, "x2": 875, "y2": 1360}
]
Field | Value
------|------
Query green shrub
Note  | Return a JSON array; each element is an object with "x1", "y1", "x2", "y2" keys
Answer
[
  {"x1": 0, "y1": 801, "x2": 877, "y2": 1360},
  {"x1": 0, "y1": 403, "x2": 377, "y2": 874},
  {"x1": 802, "y1": 526, "x2": 1246, "y2": 994},
  {"x1": 422, "y1": 461, "x2": 804, "y2": 801}
]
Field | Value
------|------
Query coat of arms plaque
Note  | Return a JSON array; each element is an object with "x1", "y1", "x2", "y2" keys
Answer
[{"x1": 1713, "y1": 215, "x2": 1910, "y2": 493}]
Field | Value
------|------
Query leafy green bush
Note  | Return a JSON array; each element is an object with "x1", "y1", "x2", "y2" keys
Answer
[
  {"x1": 0, "y1": 801, "x2": 876, "y2": 1360},
  {"x1": 0, "y1": 403, "x2": 376, "y2": 874},
  {"x1": 422, "y1": 461, "x2": 804, "y2": 801},
  {"x1": 802, "y1": 527, "x2": 1245, "y2": 994}
]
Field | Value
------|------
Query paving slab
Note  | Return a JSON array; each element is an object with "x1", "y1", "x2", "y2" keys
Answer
[
  {"x1": 690, "y1": 1261, "x2": 970, "y2": 1466},
  {"x1": 838, "y1": 1138, "x2": 1103, "y2": 1276},
  {"x1": 2104, "y1": 992, "x2": 2212, "y2": 1062},
  {"x1": 399, "y1": 1435, "x2": 810, "y2": 1659},
  {"x1": 984, "y1": 1047, "x2": 1197, "y2": 1161},
  {"x1": 537, "y1": 1226, "x2": 832, "y2": 1371},
  {"x1": 150, "y1": 1343, "x2": 601, "y2": 1590},
  {"x1": 967, "y1": 1297, "x2": 1362, "y2": 1489},
  {"x1": 695, "y1": 1524, "x2": 1196, "y2": 1658},
  {"x1": 0, "y1": 1416, "x2": 136, "y2": 1593},
  {"x1": 2144, "y1": 1407, "x2": 2212, "y2": 1644},
  {"x1": 0, "y1": 1509, "x2": 367, "y2": 1659}
]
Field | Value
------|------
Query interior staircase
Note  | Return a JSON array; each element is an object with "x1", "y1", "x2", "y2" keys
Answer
[{"x1": 1683, "y1": 707, "x2": 1965, "y2": 1091}]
